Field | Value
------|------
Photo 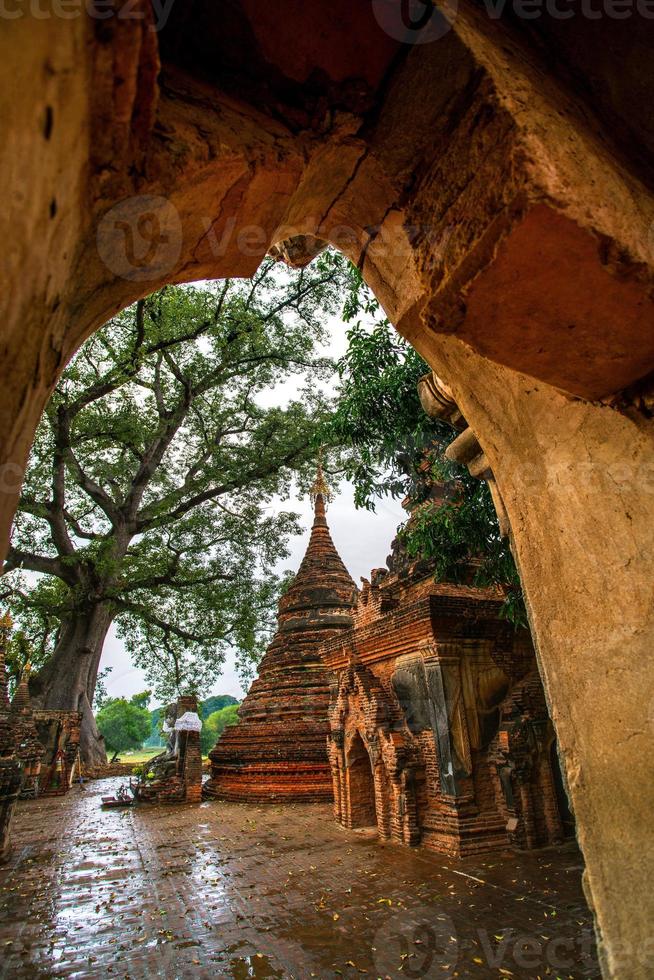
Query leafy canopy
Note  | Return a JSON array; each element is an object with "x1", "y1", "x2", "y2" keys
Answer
[
  {"x1": 4, "y1": 253, "x2": 351, "y2": 700},
  {"x1": 200, "y1": 703, "x2": 240, "y2": 755},
  {"x1": 323, "y1": 275, "x2": 525, "y2": 624}
]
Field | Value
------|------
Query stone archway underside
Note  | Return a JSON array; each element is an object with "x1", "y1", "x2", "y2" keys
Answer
[{"x1": 2, "y1": 5, "x2": 654, "y2": 976}]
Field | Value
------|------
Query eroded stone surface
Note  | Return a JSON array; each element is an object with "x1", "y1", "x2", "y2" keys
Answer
[
  {"x1": 134, "y1": 696, "x2": 203, "y2": 806},
  {"x1": 0, "y1": 777, "x2": 599, "y2": 978},
  {"x1": 323, "y1": 550, "x2": 568, "y2": 858}
]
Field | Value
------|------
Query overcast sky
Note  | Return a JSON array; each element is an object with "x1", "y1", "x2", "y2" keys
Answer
[{"x1": 101, "y1": 302, "x2": 407, "y2": 704}]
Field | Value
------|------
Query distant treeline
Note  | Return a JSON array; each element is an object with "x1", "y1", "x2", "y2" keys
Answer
[{"x1": 143, "y1": 694, "x2": 240, "y2": 747}]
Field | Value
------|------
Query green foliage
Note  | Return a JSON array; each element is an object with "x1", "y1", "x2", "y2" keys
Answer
[
  {"x1": 4, "y1": 580, "x2": 67, "y2": 683},
  {"x1": 93, "y1": 666, "x2": 113, "y2": 712},
  {"x1": 199, "y1": 694, "x2": 239, "y2": 720},
  {"x1": 96, "y1": 692, "x2": 152, "y2": 754},
  {"x1": 143, "y1": 705, "x2": 165, "y2": 748},
  {"x1": 323, "y1": 317, "x2": 453, "y2": 506},
  {"x1": 3, "y1": 254, "x2": 352, "y2": 702},
  {"x1": 130, "y1": 690, "x2": 152, "y2": 710},
  {"x1": 200, "y1": 704, "x2": 240, "y2": 755},
  {"x1": 143, "y1": 693, "x2": 239, "y2": 746},
  {"x1": 323, "y1": 281, "x2": 526, "y2": 625}
]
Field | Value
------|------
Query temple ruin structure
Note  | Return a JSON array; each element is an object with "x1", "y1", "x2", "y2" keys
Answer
[
  {"x1": 3, "y1": 7, "x2": 654, "y2": 972},
  {"x1": 10, "y1": 669, "x2": 45, "y2": 799},
  {"x1": 134, "y1": 695, "x2": 203, "y2": 804},
  {"x1": 32, "y1": 710, "x2": 82, "y2": 797},
  {"x1": 0, "y1": 616, "x2": 81, "y2": 800},
  {"x1": 322, "y1": 548, "x2": 572, "y2": 856},
  {"x1": 205, "y1": 468, "x2": 357, "y2": 802}
]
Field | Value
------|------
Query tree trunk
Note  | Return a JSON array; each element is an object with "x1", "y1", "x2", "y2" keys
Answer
[
  {"x1": 77, "y1": 692, "x2": 107, "y2": 768},
  {"x1": 30, "y1": 603, "x2": 115, "y2": 767}
]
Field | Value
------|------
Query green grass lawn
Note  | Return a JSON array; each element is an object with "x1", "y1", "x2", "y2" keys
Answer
[
  {"x1": 117, "y1": 747, "x2": 163, "y2": 765},
  {"x1": 115, "y1": 746, "x2": 211, "y2": 765}
]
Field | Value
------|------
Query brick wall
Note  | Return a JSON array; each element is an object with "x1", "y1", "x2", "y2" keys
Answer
[{"x1": 325, "y1": 562, "x2": 570, "y2": 857}]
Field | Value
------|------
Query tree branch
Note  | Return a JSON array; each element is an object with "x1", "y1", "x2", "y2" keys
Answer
[
  {"x1": 115, "y1": 599, "x2": 207, "y2": 643},
  {"x1": 3, "y1": 546, "x2": 71, "y2": 581},
  {"x1": 115, "y1": 568, "x2": 236, "y2": 595},
  {"x1": 136, "y1": 442, "x2": 311, "y2": 532}
]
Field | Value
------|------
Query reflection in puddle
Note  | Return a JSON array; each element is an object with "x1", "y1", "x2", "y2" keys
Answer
[
  {"x1": 228, "y1": 953, "x2": 284, "y2": 978},
  {"x1": 0, "y1": 779, "x2": 598, "y2": 979}
]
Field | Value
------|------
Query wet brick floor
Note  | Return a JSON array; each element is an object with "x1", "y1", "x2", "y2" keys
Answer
[{"x1": 0, "y1": 778, "x2": 599, "y2": 979}]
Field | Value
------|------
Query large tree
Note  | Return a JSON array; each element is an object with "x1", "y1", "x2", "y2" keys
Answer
[
  {"x1": 2, "y1": 254, "x2": 348, "y2": 763},
  {"x1": 324, "y1": 277, "x2": 524, "y2": 623}
]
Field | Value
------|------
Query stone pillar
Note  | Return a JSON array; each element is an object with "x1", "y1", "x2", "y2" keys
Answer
[
  {"x1": 415, "y1": 346, "x2": 654, "y2": 979},
  {"x1": 181, "y1": 731, "x2": 202, "y2": 804}
]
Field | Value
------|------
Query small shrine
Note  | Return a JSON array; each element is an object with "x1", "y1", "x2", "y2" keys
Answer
[
  {"x1": 134, "y1": 695, "x2": 203, "y2": 804},
  {"x1": 32, "y1": 709, "x2": 82, "y2": 796},
  {"x1": 204, "y1": 464, "x2": 357, "y2": 803},
  {"x1": 0, "y1": 615, "x2": 81, "y2": 799}
]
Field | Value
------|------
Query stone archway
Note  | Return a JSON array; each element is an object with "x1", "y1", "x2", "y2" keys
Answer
[
  {"x1": 345, "y1": 731, "x2": 377, "y2": 830},
  {"x1": 2, "y1": 7, "x2": 654, "y2": 975},
  {"x1": 328, "y1": 664, "x2": 417, "y2": 845}
]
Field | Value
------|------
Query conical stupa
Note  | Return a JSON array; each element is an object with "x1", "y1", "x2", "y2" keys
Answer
[{"x1": 204, "y1": 465, "x2": 357, "y2": 802}]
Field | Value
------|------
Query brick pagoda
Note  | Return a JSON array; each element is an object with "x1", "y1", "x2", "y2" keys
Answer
[
  {"x1": 10, "y1": 667, "x2": 44, "y2": 798},
  {"x1": 204, "y1": 467, "x2": 357, "y2": 802}
]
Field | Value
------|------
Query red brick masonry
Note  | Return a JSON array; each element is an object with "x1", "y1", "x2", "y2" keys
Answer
[
  {"x1": 136, "y1": 695, "x2": 203, "y2": 804},
  {"x1": 322, "y1": 561, "x2": 571, "y2": 856},
  {"x1": 205, "y1": 491, "x2": 357, "y2": 802}
]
